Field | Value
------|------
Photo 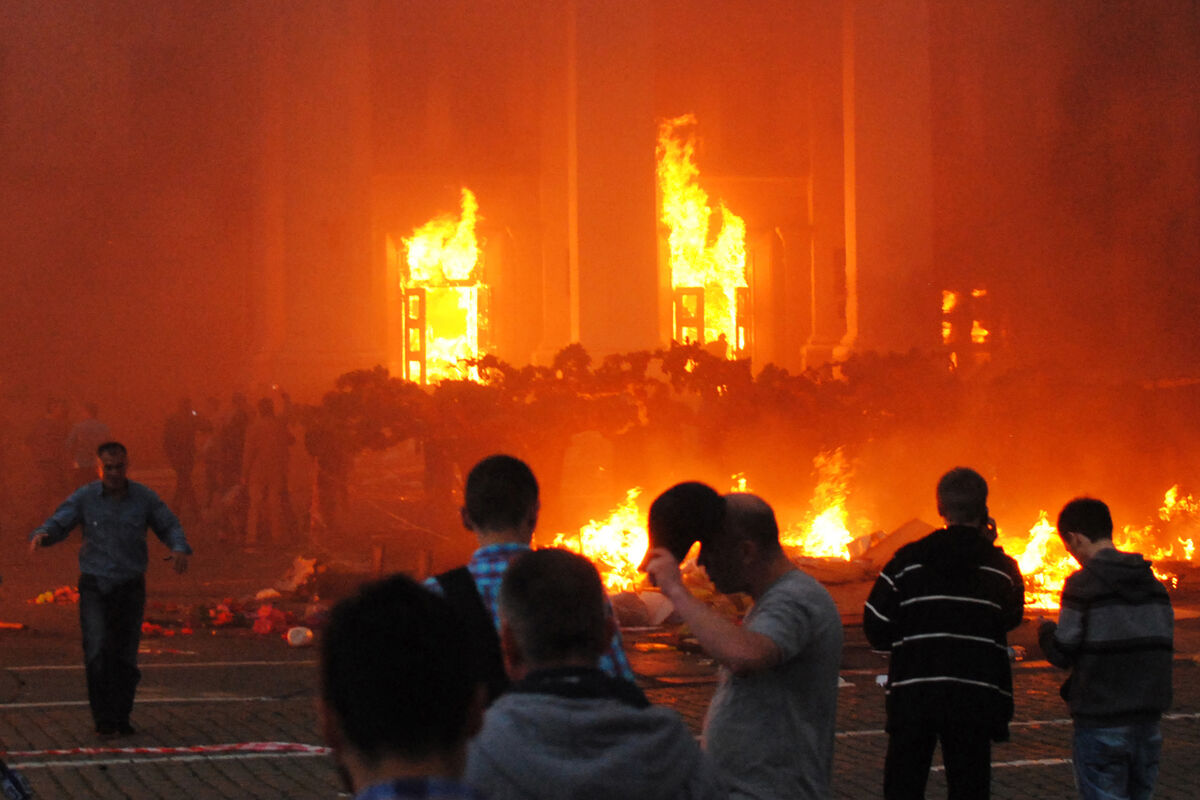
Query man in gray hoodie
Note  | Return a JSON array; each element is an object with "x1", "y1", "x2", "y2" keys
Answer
[
  {"x1": 1039, "y1": 497, "x2": 1173, "y2": 800},
  {"x1": 465, "y1": 547, "x2": 726, "y2": 800}
]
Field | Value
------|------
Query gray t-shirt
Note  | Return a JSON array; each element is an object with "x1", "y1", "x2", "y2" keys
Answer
[{"x1": 703, "y1": 569, "x2": 843, "y2": 800}]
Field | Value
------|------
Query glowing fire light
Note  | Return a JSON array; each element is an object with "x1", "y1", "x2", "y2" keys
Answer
[
  {"x1": 552, "y1": 488, "x2": 649, "y2": 594},
  {"x1": 401, "y1": 188, "x2": 485, "y2": 383},
  {"x1": 780, "y1": 449, "x2": 866, "y2": 560},
  {"x1": 1000, "y1": 512, "x2": 1074, "y2": 610},
  {"x1": 657, "y1": 114, "x2": 747, "y2": 354},
  {"x1": 1001, "y1": 486, "x2": 1198, "y2": 609},
  {"x1": 942, "y1": 290, "x2": 959, "y2": 314},
  {"x1": 970, "y1": 319, "x2": 989, "y2": 344}
]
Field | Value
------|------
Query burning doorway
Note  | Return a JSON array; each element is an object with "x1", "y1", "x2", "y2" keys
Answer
[
  {"x1": 389, "y1": 188, "x2": 490, "y2": 384},
  {"x1": 657, "y1": 114, "x2": 750, "y2": 359}
]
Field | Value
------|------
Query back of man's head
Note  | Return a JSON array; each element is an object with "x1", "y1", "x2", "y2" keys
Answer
[
  {"x1": 500, "y1": 548, "x2": 608, "y2": 668},
  {"x1": 321, "y1": 574, "x2": 477, "y2": 771},
  {"x1": 1057, "y1": 497, "x2": 1113, "y2": 543},
  {"x1": 649, "y1": 481, "x2": 725, "y2": 561},
  {"x1": 936, "y1": 467, "x2": 989, "y2": 526},
  {"x1": 463, "y1": 454, "x2": 539, "y2": 534},
  {"x1": 724, "y1": 492, "x2": 783, "y2": 557}
]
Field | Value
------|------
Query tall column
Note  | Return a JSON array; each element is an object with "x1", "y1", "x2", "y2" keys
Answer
[
  {"x1": 252, "y1": 0, "x2": 378, "y2": 398},
  {"x1": 846, "y1": 0, "x2": 936, "y2": 354},
  {"x1": 539, "y1": 0, "x2": 659, "y2": 362}
]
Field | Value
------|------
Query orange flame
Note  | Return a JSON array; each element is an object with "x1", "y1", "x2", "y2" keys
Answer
[
  {"x1": 970, "y1": 319, "x2": 989, "y2": 344},
  {"x1": 401, "y1": 188, "x2": 484, "y2": 382},
  {"x1": 657, "y1": 114, "x2": 747, "y2": 351},
  {"x1": 552, "y1": 488, "x2": 649, "y2": 594},
  {"x1": 999, "y1": 512, "x2": 1074, "y2": 610},
  {"x1": 942, "y1": 290, "x2": 959, "y2": 314}
]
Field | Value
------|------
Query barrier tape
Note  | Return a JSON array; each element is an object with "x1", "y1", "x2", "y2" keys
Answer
[{"x1": 1, "y1": 741, "x2": 330, "y2": 758}]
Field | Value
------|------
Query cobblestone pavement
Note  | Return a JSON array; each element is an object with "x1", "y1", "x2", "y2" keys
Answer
[
  {"x1": 642, "y1": 660, "x2": 1200, "y2": 800},
  {"x1": 4, "y1": 630, "x2": 1199, "y2": 799},
  {"x1": 4, "y1": 527, "x2": 1200, "y2": 799}
]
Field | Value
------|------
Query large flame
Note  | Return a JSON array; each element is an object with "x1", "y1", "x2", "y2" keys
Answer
[
  {"x1": 552, "y1": 488, "x2": 649, "y2": 594},
  {"x1": 401, "y1": 188, "x2": 484, "y2": 382},
  {"x1": 657, "y1": 114, "x2": 747, "y2": 352},
  {"x1": 550, "y1": 473, "x2": 1195, "y2": 614},
  {"x1": 1000, "y1": 486, "x2": 1199, "y2": 609},
  {"x1": 780, "y1": 449, "x2": 865, "y2": 560}
]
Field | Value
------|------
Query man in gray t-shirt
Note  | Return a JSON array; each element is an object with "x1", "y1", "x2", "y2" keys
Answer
[{"x1": 643, "y1": 492, "x2": 843, "y2": 799}]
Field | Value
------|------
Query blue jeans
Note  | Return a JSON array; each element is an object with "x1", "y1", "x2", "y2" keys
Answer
[
  {"x1": 1073, "y1": 722, "x2": 1162, "y2": 800},
  {"x1": 79, "y1": 574, "x2": 145, "y2": 730}
]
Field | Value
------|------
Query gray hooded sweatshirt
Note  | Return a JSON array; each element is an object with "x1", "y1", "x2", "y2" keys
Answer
[{"x1": 466, "y1": 668, "x2": 726, "y2": 800}]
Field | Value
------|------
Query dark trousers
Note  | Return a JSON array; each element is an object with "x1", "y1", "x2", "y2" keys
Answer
[
  {"x1": 885, "y1": 721, "x2": 992, "y2": 800},
  {"x1": 78, "y1": 574, "x2": 145, "y2": 729}
]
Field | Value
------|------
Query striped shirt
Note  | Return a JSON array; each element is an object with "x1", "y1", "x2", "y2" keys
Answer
[{"x1": 863, "y1": 526, "x2": 1024, "y2": 738}]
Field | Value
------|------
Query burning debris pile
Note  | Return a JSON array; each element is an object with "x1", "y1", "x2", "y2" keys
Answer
[
  {"x1": 306, "y1": 332, "x2": 1200, "y2": 620},
  {"x1": 133, "y1": 556, "x2": 371, "y2": 641}
]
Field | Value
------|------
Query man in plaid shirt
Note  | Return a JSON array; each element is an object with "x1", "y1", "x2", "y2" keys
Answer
[{"x1": 426, "y1": 454, "x2": 634, "y2": 697}]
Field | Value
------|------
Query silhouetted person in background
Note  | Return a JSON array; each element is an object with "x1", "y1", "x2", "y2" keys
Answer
[
  {"x1": 221, "y1": 392, "x2": 252, "y2": 488},
  {"x1": 1039, "y1": 497, "x2": 1173, "y2": 800},
  {"x1": 66, "y1": 402, "x2": 110, "y2": 488},
  {"x1": 241, "y1": 397, "x2": 292, "y2": 547},
  {"x1": 28, "y1": 398, "x2": 70, "y2": 512},
  {"x1": 864, "y1": 467, "x2": 1025, "y2": 800},
  {"x1": 426, "y1": 454, "x2": 635, "y2": 703},
  {"x1": 198, "y1": 395, "x2": 224, "y2": 507},
  {"x1": 28, "y1": 441, "x2": 191, "y2": 739},
  {"x1": 643, "y1": 492, "x2": 843, "y2": 800},
  {"x1": 466, "y1": 547, "x2": 725, "y2": 800},
  {"x1": 163, "y1": 398, "x2": 203, "y2": 518},
  {"x1": 320, "y1": 574, "x2": 485, "y2": 800}
]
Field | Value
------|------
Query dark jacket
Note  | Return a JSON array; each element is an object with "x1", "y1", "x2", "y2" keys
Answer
[
  {"x1": 863, "y1": 525, "x2": 1025, "y2": 740},
  {"x1": 1038, "y1": 548, "x2": 1173, "y2": 727}
]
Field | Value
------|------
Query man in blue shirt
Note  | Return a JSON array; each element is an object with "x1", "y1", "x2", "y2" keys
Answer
[
  {"x1": 29, "y1": 441, "x2": 191, "y2": 738},
  {"x1": 426, "y1": 454, "x2": 634, "y2": 702}
]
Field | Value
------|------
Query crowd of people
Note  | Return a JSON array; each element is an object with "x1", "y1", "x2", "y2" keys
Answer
[
  {"x1": 1, "y1": 346, "x2": 1181, "y2": 798},
  {"x1": 314, "y1": 455, "x2": 1173, "y2": 800}
]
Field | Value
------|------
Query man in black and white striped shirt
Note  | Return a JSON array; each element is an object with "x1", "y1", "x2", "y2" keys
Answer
[{"x1": 863, "y1": 467, "x2": 1025, "y2": 799}]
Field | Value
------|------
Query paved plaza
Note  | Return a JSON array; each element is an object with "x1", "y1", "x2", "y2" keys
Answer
[{"x1": 3, "y1": 535, "x2": 1199, "y2": 799}]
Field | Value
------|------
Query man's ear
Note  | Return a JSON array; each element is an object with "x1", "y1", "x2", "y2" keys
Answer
[
  {"x1": 464, "y1": 682, "x2": 487, "y2": 739},
  {"x1": 499, "y1": 620, "x2": 525, "y2": 681},
  {"x1": 602, "y1": 613, "x2": 617, "y2": 646},
  {"x1": 524, "y1": 500, "x2": 541, "y2": 535},
  {"x1": 317, "y1": 695, "x2": 342, "y2": 755},
  {"x1": 460, "y1": 506, "x2": 475, "y2": 533}
]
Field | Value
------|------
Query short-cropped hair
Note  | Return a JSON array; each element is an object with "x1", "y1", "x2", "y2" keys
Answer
[
  {"x1": 464, "y1": 454, "x2": 539, "y2": 532},
  {"x1": 97, "y1": 441, "x2": 127, "y2": 458},
  {"x1": 320, "y1": 575, "x2": 476, "y2": 764},
  {"x1": 936, "y1": 467, "x2": 988, "y2": 525},
  {"x1": 724, "y1": 493, "x2": 783, "y2": 556},
  {"x1": 499, "y1": 548, "x2": 607, "y2": 665},
  {"x1": 648, "y1": 481, "x2": 725, "y2": 561},
  {"x1": 1057, "y1": 497, "x2": 1113, "y2": 542}
]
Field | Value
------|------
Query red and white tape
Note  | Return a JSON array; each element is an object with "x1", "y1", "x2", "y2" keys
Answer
[{"x1": 2, "y1": 741, "x2": 330, "y2": 758}]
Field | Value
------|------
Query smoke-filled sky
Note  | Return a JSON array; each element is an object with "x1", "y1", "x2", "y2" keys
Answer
[{"x1": 1, "y1": 0, "x2": 1197, "y2": 466}]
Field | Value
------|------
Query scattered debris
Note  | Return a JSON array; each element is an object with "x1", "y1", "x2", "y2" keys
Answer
[
  {"x1": 32, "y1": 586, "x2": 79, "y2": 605},
  {"x1": 285, "y1": 626, "x2": 314, "y2": 647}
]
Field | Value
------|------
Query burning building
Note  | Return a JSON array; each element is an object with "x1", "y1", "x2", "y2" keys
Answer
[{"x1": 2, "y1": 1, "x2": 1199, "y2": 590}]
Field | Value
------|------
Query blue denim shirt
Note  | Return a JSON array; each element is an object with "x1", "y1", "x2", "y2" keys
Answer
[
  {"x1": 355, "y1": 778, "x2": 483, "y2": 800},
  {"x1": 32, "y1": 481, "x2": 191, "y2": 587},
  {"x1": 426, "y1": 542, "x2": 636, "y2": 682}
]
